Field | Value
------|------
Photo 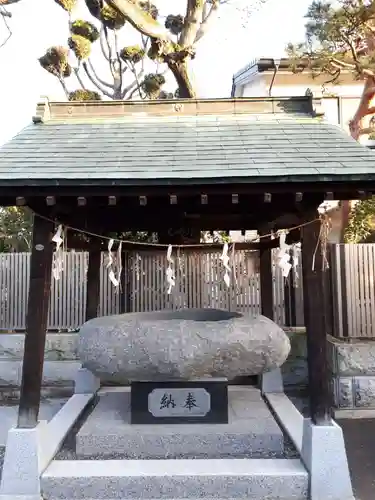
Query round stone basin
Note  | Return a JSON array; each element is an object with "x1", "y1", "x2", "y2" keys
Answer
[{"x1": 78, "y1": 308, "x2": 291, "y2": 383}]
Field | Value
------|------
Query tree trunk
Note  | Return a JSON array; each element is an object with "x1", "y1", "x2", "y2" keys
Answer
[
  {"x1": 349, "y1": 75, "x2": 375, "y2": 140},
  {"x1": 167, "y1": 58, "x2": 196, "y2": 99}
]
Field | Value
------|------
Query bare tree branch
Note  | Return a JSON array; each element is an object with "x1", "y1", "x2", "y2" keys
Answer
[
  {"x1": 103, "y1": 25, "x2": 116, "y2": 81},
  {"x1": 0, "y1": 8, "x2": 11, "y2": 17},
  {"x1": 73, "y1": 67, "x2": 87, "y2": 90},
  {"x1": 88, "y1": 58, "x2": 114, "y2": 89},
  {"x1": 114, "y1": 30, "x2": 123, "y2": 98},
  {"x1": 121, "y1": 76, "x2": 142, "y2": 99},
  {"x1": 82, "y1": 61, "x2": 114, "y2": 98},
  {"x1": 57, "y1": 76, "x2": 70, "y2": 100},
  {"x1": 129, "y1": 61, "x2": 144, "y2": 98},
  {"x1": 99, "y1": 26, "x2": 110, "y2": 61},
  {"x1": 0, "y1": 7, "x2": 12, "y2": 48},
  {"x1": 194, "y1": 0, "x2": 220, "y2": 43}
]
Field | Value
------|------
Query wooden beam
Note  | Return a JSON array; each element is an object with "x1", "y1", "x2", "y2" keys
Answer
[
  {"x1": 17, "y1": 215, "x2": 54, "y2": 428},
  {"x1": 301, "y1": 217, "x2": 331, "y2": 425},
  {"x1": 259, "y1": 229, "x2": 274, "y2": 320},
  {"x1": 1, "y1": 181, "x2": 375, "y2": 200},
  {"x1": 85, "y1": 245, "x2": 102, "y2": 321}
]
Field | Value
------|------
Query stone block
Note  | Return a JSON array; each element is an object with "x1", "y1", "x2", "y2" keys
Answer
[
  {"x1": 326, "y1": 336, "x2": 337, "y2": 375},
  {"x1": 330, "y1": 338, "x2": 375, "y2": 376},
  {"x1": 0, "y1": 423, "x2": 47, "y2": 498},
  {"x1": 0, "y1": 399, "x2": 67, "y2": 446},
  {"x1": 76, "y1": 387, "x2": 284, "y2": 459},
  {"x1": 301, "y1": 418, "x2": 354, "y2": 500},
  {"x1": 336, "y1": 377, "x2": 354, "y2": 408},
  {"x1": 261, "y1": 368, "x2": 284, "y2": 394},
  {"x1": 354, "y1": 376, "x2": 375, "y2": 407},
  {"x1": 42, "y1": 361, "x2": 81, "y2": 387},
  {"x1": 41, "y1": 458, "x2": 309, "y2": 500},
  {"x1": 78, "y1": 310, "x2": 291, "y2": 384},
  {"x1": 0, "y1": 361, "x2": 80, "y2": 389},
  {"x1": 0, "y1": 333, "x2": 78, "y2": 362},
  {"x1": 0, "y1": 361, "x2": 21, "y2": 387},
  {"x1": 75, "y1": 368, "x2": 100, "y2": 395},
  {"x1": 282, "y1": 330, "x2": 308, "y2": 389}
]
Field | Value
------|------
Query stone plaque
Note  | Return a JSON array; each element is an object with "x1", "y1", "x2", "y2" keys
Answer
[
  {"x1": 131, "y1": 380, "x2": 228, "y2": 425},
  {"x1": 148, "y1": 388, "x2": 211, "y2": 417}
]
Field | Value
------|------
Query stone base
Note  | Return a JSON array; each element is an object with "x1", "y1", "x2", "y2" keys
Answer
[
  {"x1": 0, "y1": 422, "x2": 48, "y2": 498},
  {"x1": 76, "y1": 386, "x2": 284, "y2": 459},
  {"x1": 41, "y1": 458, "x2": 308, "y2": 500},
  {"x1": 301, "y1": 418, "x2": 354, "y2": 500}
]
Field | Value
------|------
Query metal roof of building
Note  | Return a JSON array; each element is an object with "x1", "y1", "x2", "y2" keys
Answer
[{"x1": 0, "y1": 97, "x2": 374, "y2": 187}]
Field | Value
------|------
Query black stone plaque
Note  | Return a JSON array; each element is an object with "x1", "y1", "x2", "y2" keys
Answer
[{"x1": 130, "y1": 379, "x2": 228, "y2": 425}]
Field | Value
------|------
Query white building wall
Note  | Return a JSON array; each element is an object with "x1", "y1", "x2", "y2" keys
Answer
[{"x1": 242, "y1": 81, "x2": 364, "y2": 98}]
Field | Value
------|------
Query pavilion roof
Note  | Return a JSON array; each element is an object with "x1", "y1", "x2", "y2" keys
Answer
[{"x1": 0, "y1": 96, "x2": 374, "y2": 188}]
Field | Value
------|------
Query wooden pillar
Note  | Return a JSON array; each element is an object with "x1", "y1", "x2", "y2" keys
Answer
[
  {"x1": 259, "y1": 232, "x2": 274, "y2": 319},
  {"x1": 301, "y1": 218, "x2": 331, "y2": 425},
  {"x1": 17, "y1": 215, "x2": 54, "y2": 428},
  {"x1": 85, "y1": 245, "x2": 101, "y2": 321}
]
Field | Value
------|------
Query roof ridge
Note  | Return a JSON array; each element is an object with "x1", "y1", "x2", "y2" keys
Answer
[{"x1": 30, "y1": 97, "x2": 317, "y2": 122}]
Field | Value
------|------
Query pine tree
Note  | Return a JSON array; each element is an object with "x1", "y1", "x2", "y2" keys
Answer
[
  {"x1": 39, "y1": 0, "x2": 269, "y2": 101},
  {"x1": 287, "y1": 0, "x2": 375, "y2": 140},
  {"x1": 0, "y1": 0, "x2": 22, "y2": 47}
]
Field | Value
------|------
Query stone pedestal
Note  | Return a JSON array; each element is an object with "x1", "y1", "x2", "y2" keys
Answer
[
  {"x1": 301, "y1": 418, "x2": 354, "y2": 500},
  {"x1": 76, "y1": 386, "x2": 284, "y2": 459}
]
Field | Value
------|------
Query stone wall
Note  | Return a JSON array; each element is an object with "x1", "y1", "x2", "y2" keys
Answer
[
  {"x1": 282, "y1": 328, "x2": 308, "y2": 389},
  {"x1": 0, "y1": 329, "x2": 308, "y2": 400},
  {"x1": 329, "y1": 336, "x2": 375, "y2": 413},
  {"x1": 0, "y1": 333, "x2": 80, "y2": 401}
]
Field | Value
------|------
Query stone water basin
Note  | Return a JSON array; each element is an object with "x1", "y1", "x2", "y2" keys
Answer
[{"x1": 78, "y1": 308, "x2": 291, "y2": 384}]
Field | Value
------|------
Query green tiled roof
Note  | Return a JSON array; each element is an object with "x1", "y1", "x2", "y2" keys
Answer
[{"x1": 0, "y1": 109, "x2": 374, "y2": 186}]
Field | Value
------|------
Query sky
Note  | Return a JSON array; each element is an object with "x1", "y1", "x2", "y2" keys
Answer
[{"x1": 0, "y1": 0, "x2": 311, "y2": 145}]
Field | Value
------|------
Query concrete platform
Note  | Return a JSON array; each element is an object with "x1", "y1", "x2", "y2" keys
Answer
[
  {"x1": 41, "y1": 458, "x2": 308, "y2": 499},
  {"x1": 76, "y1": 387, "x2": 284, "y2": 459}
]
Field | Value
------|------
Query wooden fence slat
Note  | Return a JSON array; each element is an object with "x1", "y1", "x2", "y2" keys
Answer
[
  {"x1": 368, "y1": 245, "x2": 375, "y2": 337},
  {"x1": 0, "y1": 247, "x2": 309, "y2": 332}
]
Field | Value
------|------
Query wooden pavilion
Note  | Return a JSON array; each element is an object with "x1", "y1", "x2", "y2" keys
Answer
[{"x1": 0, "y1": 95, "x2": 373, "y2": 499}]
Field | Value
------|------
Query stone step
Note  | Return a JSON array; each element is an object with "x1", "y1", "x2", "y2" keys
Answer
[
  {"x1": 76, "y1": 387, "x2": 284, "y2": 459},
  {"x1": 41, "y1": 458, "x2": 308, "y2": 500}
]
